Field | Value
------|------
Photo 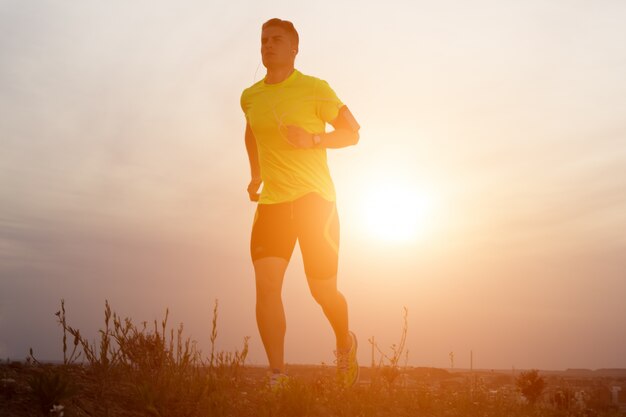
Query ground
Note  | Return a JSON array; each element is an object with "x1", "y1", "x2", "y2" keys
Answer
[{"x1": 2, "y1": 362, "x2": 625, "y2": 417}]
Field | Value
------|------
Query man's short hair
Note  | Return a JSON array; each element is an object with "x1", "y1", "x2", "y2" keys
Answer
[{"x1": 262, "y1": 18, "x2": 299, "y2": 49}]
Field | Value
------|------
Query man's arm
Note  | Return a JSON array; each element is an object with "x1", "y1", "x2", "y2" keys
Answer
[
  {"x1": 245, "y1": 123, "x2": 262, "y2": 202},
  {"x1": 286, "y1": 106, "x2": 360, "y2": 149},
  {"x1": 323, "y1": 105, "x2": 360, "y2": 148}
]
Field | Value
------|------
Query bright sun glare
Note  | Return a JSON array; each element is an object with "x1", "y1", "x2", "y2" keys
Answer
[{"x1": 360, "y1": 180, "x2": 436, "y2": 243}]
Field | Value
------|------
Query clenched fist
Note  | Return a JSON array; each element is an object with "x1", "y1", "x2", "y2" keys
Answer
[
  {"x1": 285, "y1": 125, "x2": 314, "y2": 149},
  {"x1": 247, "y1": 177, "x2": 262, "y2": 202}
]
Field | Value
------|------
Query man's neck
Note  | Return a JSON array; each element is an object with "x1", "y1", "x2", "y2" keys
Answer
[{"x1": 265, "y1": 66, "x2": 295, "y2": 85}]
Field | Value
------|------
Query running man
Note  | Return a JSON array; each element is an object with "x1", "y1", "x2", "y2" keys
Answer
[{"x1": 240, "y1": 18, "x2": 361, "y2": 387}]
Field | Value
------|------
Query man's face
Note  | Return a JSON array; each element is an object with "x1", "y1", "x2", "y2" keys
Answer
[{"x1": 261, "y1": 26, "x2": 296, "y2": 69}]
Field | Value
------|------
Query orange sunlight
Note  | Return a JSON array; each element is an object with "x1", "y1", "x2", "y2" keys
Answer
[{"x1": 357, "y1": 177, "x2": 437, "y2": 243}]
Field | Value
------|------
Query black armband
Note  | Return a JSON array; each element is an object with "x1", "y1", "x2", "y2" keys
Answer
[{"x1": 332, "y1": 106, "x2": 360, "y2": 132}]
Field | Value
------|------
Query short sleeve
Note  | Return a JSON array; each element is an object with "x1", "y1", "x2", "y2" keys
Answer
[
  {"x1": 240, "y1": 89, "x2": 249, "y2": 120},
  {"x1": 315, "y1": 79, "x2": 344, "y2": 124}
]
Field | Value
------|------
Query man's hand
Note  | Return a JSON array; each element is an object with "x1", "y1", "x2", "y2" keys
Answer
[
  {"x1": 247, "y1": 177, "x2": 262, "y2": 202},
  {"x1": 286, "y1": 125, "x2": 314, "y2": 149}
]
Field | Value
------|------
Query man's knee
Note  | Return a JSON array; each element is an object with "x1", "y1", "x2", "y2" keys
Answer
[
  {"x1": 256, "y1": 274, "x2": 282, "y2": 293},
  {"x1": 256, "y1": 279, "x2": 282, "y2": 309},
  {"x1": 308, "y1": 277, "x2": 338, "y2": 306},
  {"x1": 254, "y1": 257, "x2": 288, "y2": 295}
]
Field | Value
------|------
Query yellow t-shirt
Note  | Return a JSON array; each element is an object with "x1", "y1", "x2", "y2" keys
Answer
[{"x1": 240, "y1": 69, "x2": 344, "y2": 204}]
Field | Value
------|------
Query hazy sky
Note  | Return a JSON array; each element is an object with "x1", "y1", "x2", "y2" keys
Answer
[{"x1": 1, "y1": 0, "x2": 625, "y2": 370}]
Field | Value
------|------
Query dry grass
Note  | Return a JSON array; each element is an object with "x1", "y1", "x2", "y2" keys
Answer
[{"x1": 0, "y1": 300, "x2": 623, "y2": 417}]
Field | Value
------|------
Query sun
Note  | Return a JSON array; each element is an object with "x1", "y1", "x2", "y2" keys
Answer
[{"x1": 359, "y1": 180, "x2": 436, "y2": 243}]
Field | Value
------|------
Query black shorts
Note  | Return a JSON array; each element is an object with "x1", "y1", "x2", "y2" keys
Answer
[{"x1": 250, "y1": 192, "x2": 340, "y2": 280}]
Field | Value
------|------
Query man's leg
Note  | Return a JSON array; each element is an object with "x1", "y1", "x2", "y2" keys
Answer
[
  {"x1": 306, "y1": 276, "x2": 351, "y2": 350},
  {"x1": 297, "y1": 193, "x2": 359, "y2": 385},
  {"x1": 297, "y1": 194, "x2": 351, "y2": 350},
  {"x1": 254, "y1": 256, "x2": 289, "y2": 373},
  {"x1": 308, "y1": 274, "x2": 360, "y2": 387}
]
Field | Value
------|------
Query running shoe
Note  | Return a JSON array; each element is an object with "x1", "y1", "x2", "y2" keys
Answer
[
  {"x1": 336, "y1": 331, "x2": 359, "y2": 387},
  {"x1": 268, "y1": 370, "x2": 289, "y2": 391}
]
